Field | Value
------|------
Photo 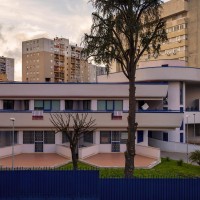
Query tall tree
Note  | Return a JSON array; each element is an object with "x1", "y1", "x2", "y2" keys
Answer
[
  {"x1": 50, "y1": 113, "x2": 96, "y2": 170},
  {"x1": 82, "y1": 0, "x2": 167, "y2": 178}
]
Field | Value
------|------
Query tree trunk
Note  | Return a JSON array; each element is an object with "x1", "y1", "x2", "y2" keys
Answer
[
  {"x1": 124, "y1": 75, "x2": 137, "y2": 178},
  {"x1": 70, "y1": 146, "x2": 78, "y2": 170}
]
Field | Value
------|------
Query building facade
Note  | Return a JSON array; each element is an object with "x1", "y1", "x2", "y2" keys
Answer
[
  {"x1": 22, "y1": 37, "x2": 91, "y2": 83},
  {"x1": 98, "y1": 60, "x2": 200, "y2": 153},
  {"x1": 0, "y1": 56, "x2": 14, "y2": 81},
  {"x1": 0, "y1": 81, "x2": 183, "y2": 162}
]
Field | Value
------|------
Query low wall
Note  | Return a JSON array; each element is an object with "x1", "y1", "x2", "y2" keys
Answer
[
  {"x1": 136, "y1": 144, "x2": 160, "y2": 159},
  {"x1": 149, "y1": 138, "x2": 200, "y2": 153},
  {"x1": 79, "y1": 145, "x2": 99, "y2": 159},
  {"x1": 56, "y1": 145, "x2": 71, "y2": 158},
  {"x1": 0, "y1": 145, "x2": 22, "y2": 158}
]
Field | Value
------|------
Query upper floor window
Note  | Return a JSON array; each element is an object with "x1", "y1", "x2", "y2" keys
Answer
[
  {"x1": 65, "y1": 100, "x2": 91, "y2": 111},
  {"x1": 34, "y1": 100, "x2": 60, "y2": 111},
  {"x1": 3, "y1": 100, "x2": 14, "y2": 110},
  {"x1": 97, "y1": 100, "x2": 123, "y2": 111}
]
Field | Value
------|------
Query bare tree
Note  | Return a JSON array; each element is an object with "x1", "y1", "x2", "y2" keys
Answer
[
  {"x1": 82, "y1": 0, "x2": 167, "y2": 178},
  {"x1": 50, "y1": 113, "x2": 96, "y2": 170}
]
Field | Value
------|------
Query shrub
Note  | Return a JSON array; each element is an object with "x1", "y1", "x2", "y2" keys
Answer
[
  {"x1": 177, "y1": 159, "x2": 183, "y2": 166},
  {"x1": 189, "y1": 150, "x2": 200, "y2": 165}
]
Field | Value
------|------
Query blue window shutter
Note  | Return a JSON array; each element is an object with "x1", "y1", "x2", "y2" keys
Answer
[
  {"x1": 137, "y1": 131, "x2": 144, "y2": 143},
  {"x1": 180, "y1": 133, "x2": 184, "y2": 143},
  {"x1": 163, "y1": 132, "x2": 168, "y2": 141}
]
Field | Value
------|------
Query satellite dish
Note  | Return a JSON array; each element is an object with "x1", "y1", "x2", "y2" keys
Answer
[{"x1": 142, "y1": 103, "x2": 149, "y2": 110}]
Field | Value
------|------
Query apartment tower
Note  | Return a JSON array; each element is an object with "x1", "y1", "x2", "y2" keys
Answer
[
  {"x1": 111, "y1": 0, "x2": 200, "y2": 72},
  {"x1": 22, "y1": 37, "x2": 90, "y2": 82},
  {"x1": 0, "y1": 56, "x2": 14, "y2": 81}
]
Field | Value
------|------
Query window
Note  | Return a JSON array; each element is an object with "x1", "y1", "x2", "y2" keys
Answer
[
  {"x1": 3, "y1": 100, "x2": 14, "y2": 110},
  {"x1": 0, "y1": 131, "x2": 18, "y2": 148},
  {"x1": 23, "y1": 131, "x2": 34, "y2": 144},
  {"x1": 97, "y1": 100, "x2": 106, "y2": 111},
  {"x1": 97, "y1": 100, "x2": 123, "y2": 111},
  {"x1": 83, "y1": 132, "x2": 93, "y2": 143},
  {"x1": 62, "y1": 132, "x2": 70, "y2": 143},
  {"x1": 137, "y1": 131, "x2": 144, "y2": 143},
  {"x1": 44, "y1": 131, "x2": 55, "y2": 144},
  {"x1": 34, "y1": 100, "x2": 60, "y2": 111},
  {"x1": 100, "y1": 131, "x2": 111, "y2": 144},
  {"x1": 65, "y1": 100, "x2": 91, "y2": 111},
  {"x1": 120, "y1": 132, "x2": 128, "y2": 144}
]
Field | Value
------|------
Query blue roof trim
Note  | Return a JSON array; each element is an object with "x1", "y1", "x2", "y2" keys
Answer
[
  {"x1": 0, "y1": 110, "x2": 182, "y2": 114},
  {"x1": 0, "y1": 82, "x2": 168, "y2": 85}
]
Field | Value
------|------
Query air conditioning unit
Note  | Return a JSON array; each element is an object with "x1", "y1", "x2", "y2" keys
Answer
[
  {"x1": 167, "y1": 52, "x2": 171, "y2": 56},
  {"x1": 113, "y1": 111, "x2": 123, "y2": 117},
  {"x1": 173, "y1": 49, "x2": 177, "y2": 55},
  {"x1": 32, "y1": 110, "x2": 44, "y2": 120}
]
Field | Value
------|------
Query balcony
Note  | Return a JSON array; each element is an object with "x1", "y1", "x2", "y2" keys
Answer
[{"x1": 0, "y1": 111, "x2": 183, "y2": 130}]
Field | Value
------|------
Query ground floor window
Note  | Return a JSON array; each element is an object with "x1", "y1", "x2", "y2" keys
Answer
[
  {"x1": 100, "y1": 131, "x2": 111, "y2": 144},
  {"x1": 83, "y1": 132, "x2": 93, "y2": 143},
  {"x1": 0, "y1": 131, "x2": 18, "y2": 148},
  {"x1": 23, "y1": 131, "x2": 55, "y2": 144},
  {"x1": 100, "y1": 131, "x2": 128, "y2": 144}
]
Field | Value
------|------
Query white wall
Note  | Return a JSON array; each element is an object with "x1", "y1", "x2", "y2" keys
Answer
[
  {"x1": 123, "y1": 99, "x2": 129, "y2": 111},
  {"x1": 0, "y1": 145, "x2": 22, "y2": 158},
  {"x1": 56, "y1": 145, "x2": 71, "y2": 158},
  {"x1": 136, "y1": 144, "x2": 160, "y2": 159},
  {"x1": 44, "y1": 145, "x2": 56, "y2": 153},
  {"x1": 18, "y1": 131, "x2": 23, "y2": 144},
  {"x1": 0, "y1": 100, "x2": 3, "y2": 109},
  {"x1": 29, "y1": 100, "x2": 34, "y2": 110},
  {"x1": 55, "y1": 132, "x2": 62, "y2": 144},
  {"x1": 60, "y1": 100, "x2": 65, "y2": 111},
  {"x1": 91, "y1": 100, "x2": 97, "y2": 111},
  {"x1": 149, "y1": 138, "x2": 200, "y2": 153},
  {"x1": 79, "y1": 145, "x2": 99, "y2": 159},
  {"x1": 22, "y1": 145, "x2": 34, "y2": 153}
]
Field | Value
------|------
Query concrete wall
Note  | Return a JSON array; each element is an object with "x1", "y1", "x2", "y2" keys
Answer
[{"x1": 149, "y1": 138, "x2": 200, "y2": 153}]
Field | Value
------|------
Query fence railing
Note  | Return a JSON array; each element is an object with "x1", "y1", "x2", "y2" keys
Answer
[{"x1": 0, "y1": 170, "x2": 199, "y2": 200}]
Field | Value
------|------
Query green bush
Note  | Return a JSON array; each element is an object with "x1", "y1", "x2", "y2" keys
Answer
[
  {"x1": 177, "y1": 159, "x2": 183, "y2": 166},
  {"x1": 189, "y1": 150, "x2": 200, "y2": 165}
]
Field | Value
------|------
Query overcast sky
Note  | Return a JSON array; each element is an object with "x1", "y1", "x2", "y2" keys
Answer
[{"x1": 0, "y1": 0, "x2": 169, "y2": 81}]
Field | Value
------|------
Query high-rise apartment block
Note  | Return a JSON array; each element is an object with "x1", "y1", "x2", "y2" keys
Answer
[
  {"x1": 0, "y1": 56, "x2": 14, "y2": 81},
  {"x1": 111, "y1": 0, "x2": 200, "y2": 72},
  {"x1": 22, "y1": 37, "x2": 91, "y2": 82}
]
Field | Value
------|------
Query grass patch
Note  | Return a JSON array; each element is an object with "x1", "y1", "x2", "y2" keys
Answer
[{"x1": 58, "y1": 158, "x2": 200, "y2": 178}]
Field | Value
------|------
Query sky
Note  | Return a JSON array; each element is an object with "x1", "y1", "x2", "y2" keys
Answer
[{"x1": 0, "y1": 0, "x2": 169, "y2": 81}]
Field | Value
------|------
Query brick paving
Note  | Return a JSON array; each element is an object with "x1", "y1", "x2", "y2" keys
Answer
[
  {"x1": 0, "y1": 153, "x2": 70, "y2": 168},
  {"x1": 82, "y1": 153, "x2": 157, "y2": 168}
]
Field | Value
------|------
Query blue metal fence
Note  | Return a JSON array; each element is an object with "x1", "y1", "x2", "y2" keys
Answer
[{"x1": 0, "y1": 170, "x2": 200, "y2": 200}]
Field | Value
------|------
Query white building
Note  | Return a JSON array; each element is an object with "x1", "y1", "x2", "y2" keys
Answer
[
  {"x1": 98, "y1": 60, "x2": 200, "y2": 153},
  {"x1": 2, "y1": 59, "x2": 200, "y2": 164}
]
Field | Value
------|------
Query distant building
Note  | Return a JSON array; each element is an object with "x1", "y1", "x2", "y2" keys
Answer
[
  {"x1": 22, "y1": 37, "x2": 90, "y2": 82},
  {"x1": 0, "y1": 56, "x2": 14, "y2": 81},
  {"x1": 111, "y1": 0, "x2": 200, "y2": 72},
  {"x1": 88, "y1": 64, "x2": 106, "y2": 82}
]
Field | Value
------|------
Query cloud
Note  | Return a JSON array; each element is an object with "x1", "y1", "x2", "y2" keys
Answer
[{"x1": 0, "y1": 0, "x2": 93, "y2": 81}]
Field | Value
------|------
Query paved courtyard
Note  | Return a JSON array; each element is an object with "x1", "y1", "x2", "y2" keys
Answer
[
  {"x1": 82, "y1": 153, "x2": 158, "y2": 168},
  {"x1": 0, "y1": 153, "x2": 158, "y2": 169},
  {"x1": 0, "y1": 153, "x2": 70, "y2": 168}
]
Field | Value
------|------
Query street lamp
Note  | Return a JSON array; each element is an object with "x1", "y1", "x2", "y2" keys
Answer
[
  {"x1": 193, "y1": 113, "x2": 196, "y2": 138},
  {"x1": 186, "y1": 115, "x2": 189, "y2": 164},
  {"x1": 10, "y1": 118, "x2": 15, "y2": 170}
]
